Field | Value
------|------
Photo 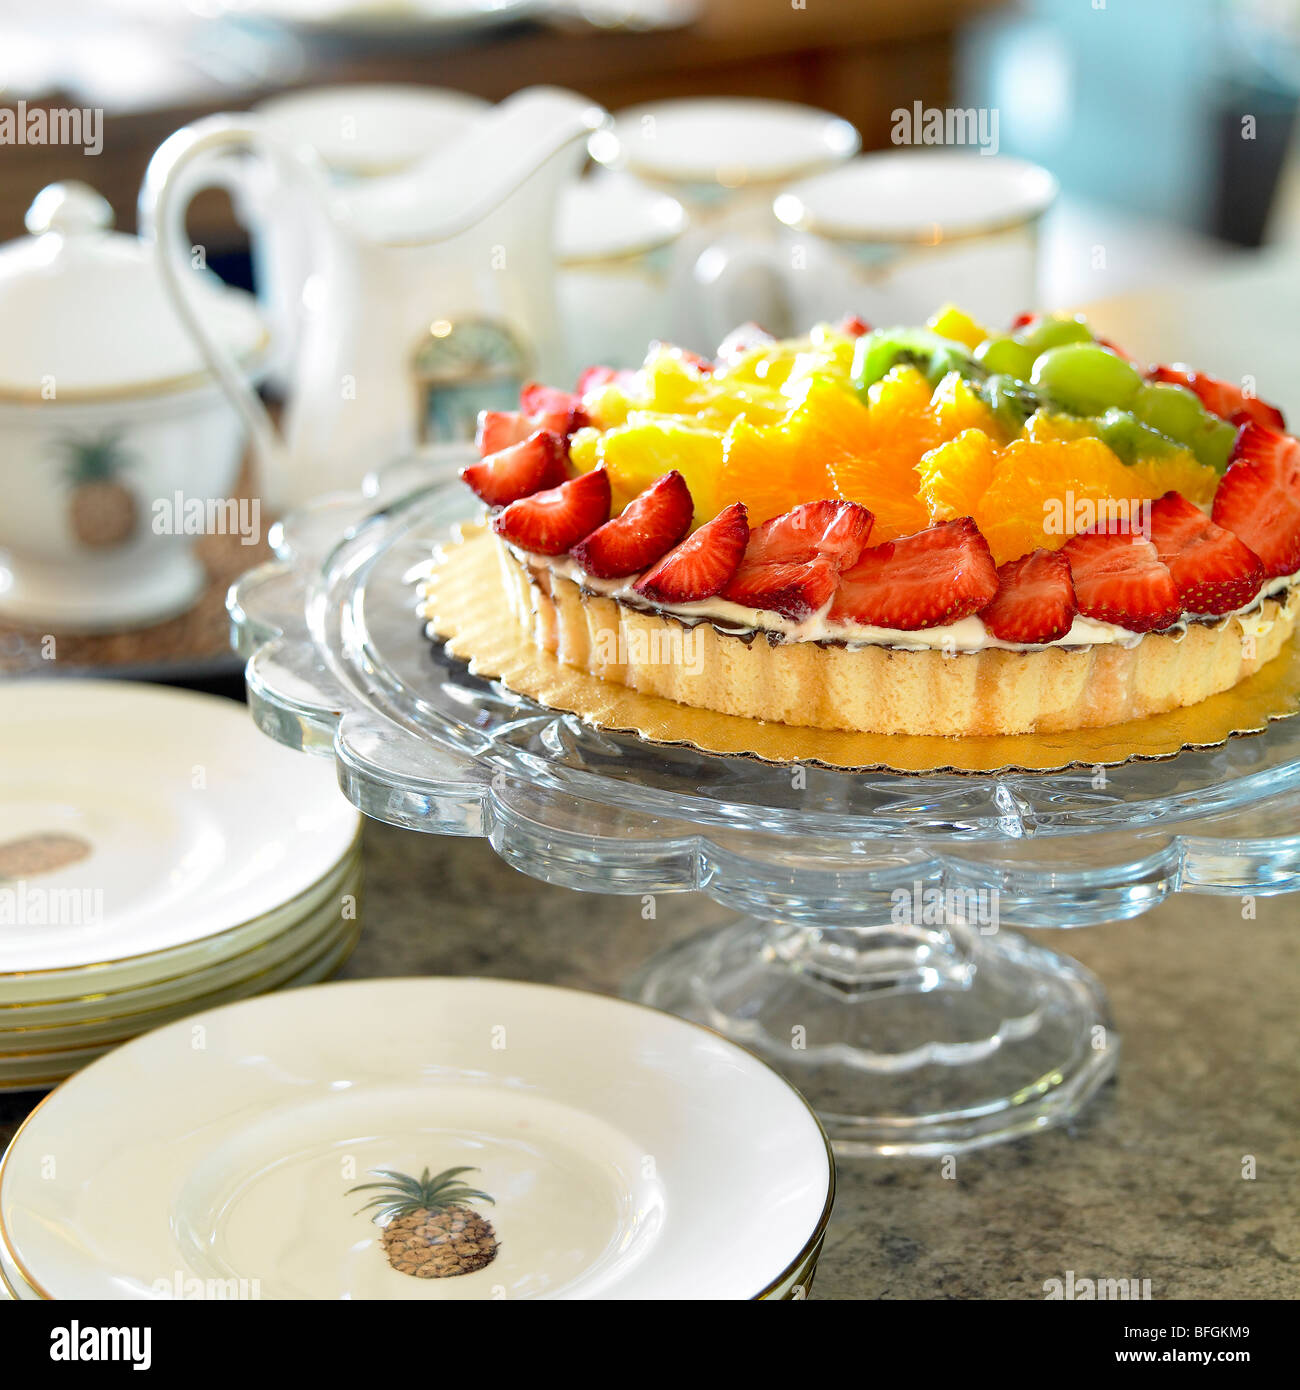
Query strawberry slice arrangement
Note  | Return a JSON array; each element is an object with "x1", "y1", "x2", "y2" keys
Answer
[
  {"x1": 1212, "y1": 423, "x2": 1300, "y2": 578},
  {"x1": 1149, "y1": 490, "x2": 1264, "y2": 615},
  {"x1": 981, "y1": 549, "x2": 1078, "y2": 645},
  {"x1": 463, "y1": 336, "x2": 1300, "y2": 646},
  {"x1": 635, "y1": 502, "x2": 750, "y2": 604},
  {"x1": 492, "y1": 469, "x2": 611, "y2": 556},
  {"x1": 461, "y1": 429, "x2": 568, "y2": 507},
  {"x1": 1060, "y1": 530, "x2": 1183, "y2": 633},
  {"x1": 722, "y1": 500, "x2": 875, "y2": 620},
  {"x1": 828, "y1": 518, "x2": 996, "y2": 631},
  {"x1": 571, "y1": 470, "x2": 693, "y2": 578}
]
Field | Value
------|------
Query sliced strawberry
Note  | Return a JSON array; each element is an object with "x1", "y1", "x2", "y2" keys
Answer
[
  {"x1": 1212, "y1": 422, "x2": 1300, "y2": 577},
  {"x1": 979, "y1": 548, "x2": 1078, "y2": 644},
  {"x1": 829, "y1": 518, "x2": 998, "y2": 631},
  {"x1": 576, "y1": 365, "x2": 618, "y2": 397},
  {"x1": 634, "y1": 502, "x2": 749, "y2": 604},
  {"x1": 519, "y1": 381, "x2": 587, "y2": 434},
  {"x1": 461, "y1": 429, "x2": 568, "y2": 508},
  {"x1": 1148, "y1": 490, "x2": 1264, "y2": 615},
  {"x1": 1149, "y1": 365, "x2": 1285, "y2": 431},
  {"x1": 492, "y1": 468, "x2": 610, "y2": 556},
  {"x1": 1060, "y1": 530, "x2": 1181, "y2": 632},
  {"x1": 1095, "y1": 335, "x2": 1133, "y2": 361},
  {"x1": 570, "y1": 470, "x2": 694, "y2": 578},
  {"x1": 722, "y1": 500, "x2": 875, "y2": 620},
  {"x1": 476, "y1": 410, "x2": 534, "y2": 457}
]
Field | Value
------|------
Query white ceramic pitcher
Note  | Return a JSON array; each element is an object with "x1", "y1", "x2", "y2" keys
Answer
[{"x1": 139, "y1": 87, "x2": 608, "y2": 511}]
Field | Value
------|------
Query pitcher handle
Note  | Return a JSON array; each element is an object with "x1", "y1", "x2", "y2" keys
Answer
[{"x1": 138, "y1": 116, "x2": 317, "y2": 506}]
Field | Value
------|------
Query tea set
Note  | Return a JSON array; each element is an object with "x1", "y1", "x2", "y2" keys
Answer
[{"x1": 0, "y1": 85, "x2": 1054, "y2": 631}]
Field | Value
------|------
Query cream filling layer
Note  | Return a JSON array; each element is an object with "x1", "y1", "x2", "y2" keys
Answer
[{"x1": 506, "y1": 543, "x2": 1300, "y2": 654}]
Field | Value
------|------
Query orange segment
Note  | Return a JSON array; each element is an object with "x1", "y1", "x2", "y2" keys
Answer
[
  {"x1": 1023, "y1": 409, "x2": 1097, "y2": 443},
  {"x1": 930, "y1": 371, "x2": 1006, "y2": 444},
  {"x1": 828, "y1": 366, "x2": 933, "y2": 539},
  {"x1": 1130, "y1": 450, "x2": 1218, "y2": 508},
  {"x1": 719, "y1": 416, "x2": 832, "y2": 527},
  {"x1": 917, "y1": 429, "x2": 999, "y2": 522},
  {"x1": 973, "y1": 438, "x2": 1160, "y2": 565}
]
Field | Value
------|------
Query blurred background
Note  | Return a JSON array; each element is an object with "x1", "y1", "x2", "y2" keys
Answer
[{"x1": 1, "y1": 0, "x2": 1298, "y2": 678}]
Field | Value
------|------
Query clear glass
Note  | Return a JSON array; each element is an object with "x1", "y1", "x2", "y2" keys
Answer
[{"x1": 230, "y1": 452, "x2": 1300, "y2": 1154}]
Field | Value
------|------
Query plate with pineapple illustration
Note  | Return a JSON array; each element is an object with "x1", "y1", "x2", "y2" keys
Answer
[
  {"x1": 0, "y1": 680, "x2": 359, "y2": 977},
  {"x1": 0, "y1": 978, "x2": 835, "y2": 1300}
]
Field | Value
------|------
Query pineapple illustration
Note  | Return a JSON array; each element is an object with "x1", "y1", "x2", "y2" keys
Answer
[
  {"x1": 60, "y1": 431, "x2": 138, "y2": 548},
  {"x1": 349, "y1": 1165, "x2": 498, "y2": 1279}
]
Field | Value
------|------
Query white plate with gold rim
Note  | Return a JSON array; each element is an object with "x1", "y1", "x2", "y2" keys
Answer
[
  {"x1": 595, "y1": 97, "x2": 859, "y2": 189},
  {"x1": 0, "y1": 864, "x2": 362, "y2": 1048},
  {"x1": 0, "y1": 681, "x2": 360, "y2": 976},
  {"x1": 0, "y1": 846, "x2": 361, "y2": 1013},
  {"x1": 0, "y1": 978, "x2": 834, "y2": 1299},
  {"x1": 0, "y1": 916, "x2": 360, "y2": 1093}
]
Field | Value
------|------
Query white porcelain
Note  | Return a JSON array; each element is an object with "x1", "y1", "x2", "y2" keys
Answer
[
  {"x1": 0, "y1": 680, "x2": 360, "y2": 977},
  {"x1": 0, "y1": 873, "x2": 361, "y2": 1055},
  {"x1": 590, "y1": 99, "x2": 858, "y2": 351},
  {"x1": 243, "y1": 85, "x2": 490, "y2": 390},
  {"x1": 695, "y1": 151, "x2": 1059, "y2": 345},
  {"x1": 0, "y1": 978, "x2": 833, "y2": 1299},
  {"x1": 0, "y1": 183, "x2": 269, "y2": 630},
  {"x1": 140, "y1": 88, "x2": 608, "y2": 510},
  {"x1": 556, "y1": 172, "x2": 686, "y2": 371},
  {"x1": 593, "y1": 97, "x2": 859, "y2": 195},
  {"x1": 0, "y1": 919, "x2": 360, "y2": 1094},
  {"x1": 0, "y1": 1236, "x2": 34, "y2": 1299},
  {"x1": 0, "y1": 856, "x2": 361, "y2": 1032},
  {"x1": 0, "y1": 848, "x2": 360, "y2": 1010}
]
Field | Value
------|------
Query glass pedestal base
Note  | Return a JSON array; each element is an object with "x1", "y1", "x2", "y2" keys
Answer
[{"x1": 631, "y1": 916, "x2": 1117, "y2": 1156}]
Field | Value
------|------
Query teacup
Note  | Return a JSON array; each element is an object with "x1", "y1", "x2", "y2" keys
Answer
[{"x1": 693, "y1": 151, "x2": 1059, "y2": 346}]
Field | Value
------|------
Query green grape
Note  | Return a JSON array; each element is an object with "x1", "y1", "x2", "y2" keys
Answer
[
  {"x1": 1131, "y1": 382, "x2": 1206, "y2": 439},
  {"x1": 1094, "y1": 409, "x2": 1181, "y2": 465},
  {"x1": 974, "y1": 335, "x2": 1036, "y2": 381},
  {"x1": 1030, "y1": 343, "x2": 1143, "y2": 416},
  {"x1": 1176, "y1": 415, "x2": 1239, "y2": 473},
  {"x1": 1017, "y1": 312, "x2": 1094, "y2": 354},
  {"x1": 851, "y1": 328, "x2": 981, "y2": 396},
  {"x1": 1132, "y1": 382, "x2": 1239, "y2": 473}
]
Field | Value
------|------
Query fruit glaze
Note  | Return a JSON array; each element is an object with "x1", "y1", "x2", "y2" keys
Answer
[{"x1": 444, "y1": 308, "x2": 1300, "y2": 737}]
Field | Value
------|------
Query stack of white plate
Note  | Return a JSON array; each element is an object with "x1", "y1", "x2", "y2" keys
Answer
[
  {"x1": 0, "y1": 978, "x2": 833, "y2": 1300},
  {"x1": 0, "y1": 681, "x2": 362, "y2": 1090}
]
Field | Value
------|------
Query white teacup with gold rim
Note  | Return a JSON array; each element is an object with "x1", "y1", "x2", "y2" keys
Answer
[
  {"x1": 0, "y1": 182, "x2": 267, "y2": 631},
  {"x1": 694, "y1": 151, "x2": 1058, "y2": 346}
]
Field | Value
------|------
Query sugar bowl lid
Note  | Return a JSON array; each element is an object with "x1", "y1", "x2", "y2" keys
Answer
[{"x1": 0, "y1": 182, "x2": 267, "y2": 402}]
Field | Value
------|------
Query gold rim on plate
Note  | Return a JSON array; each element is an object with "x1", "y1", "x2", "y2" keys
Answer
[
  {"x1": 0, "y1": 825, "x2": 362, "y2": 985},
  {"x1": 0, "y1": 978, "x2": 832, "y2": 1302}
]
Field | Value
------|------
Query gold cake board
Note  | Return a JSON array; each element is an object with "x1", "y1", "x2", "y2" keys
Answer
[{"x1": 418, "y1": 528, "x2": 1300, "y2": 776}]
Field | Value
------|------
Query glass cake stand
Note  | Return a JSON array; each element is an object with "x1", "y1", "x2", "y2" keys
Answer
[{"x1": 229, "y1": 452, "x2": 1300, "y2": 1156}]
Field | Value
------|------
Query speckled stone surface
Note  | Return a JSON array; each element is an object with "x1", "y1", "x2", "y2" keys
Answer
[{"x1": 3, "y1": 819, "x2": 1297, "y2": 1300}]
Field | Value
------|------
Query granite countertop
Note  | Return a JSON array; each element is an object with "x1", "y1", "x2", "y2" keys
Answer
[{"x1": 3, "y1": 818, "x2": 1297, "y2": 1300}]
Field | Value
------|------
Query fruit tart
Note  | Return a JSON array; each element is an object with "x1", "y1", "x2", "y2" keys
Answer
[{"x1": 443, "y1": 310, "x2": 1300, "y2": 737}]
